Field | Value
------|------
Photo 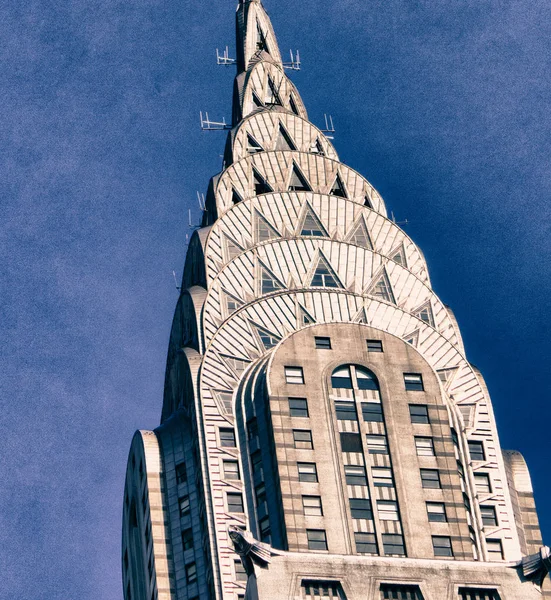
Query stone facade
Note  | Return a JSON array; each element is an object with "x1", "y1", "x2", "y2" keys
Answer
[{"x1": 121, "y1": 1, "x2": 548, "y2": 599}]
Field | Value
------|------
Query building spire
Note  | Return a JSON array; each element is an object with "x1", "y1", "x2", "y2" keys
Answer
[{"x1": 235, "y1": 0, "x2": 282, "y2": 73}]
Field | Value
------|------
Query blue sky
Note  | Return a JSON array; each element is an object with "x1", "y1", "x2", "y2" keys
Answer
[{"x1": 1, "y1": 0, "x2": 549, "y2": 598}]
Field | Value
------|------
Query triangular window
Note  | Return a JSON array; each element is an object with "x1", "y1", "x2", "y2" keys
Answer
[
  {"x1": 224, "y1": 290, "x2": 244, "y2": 315},
  {"x1": 253, "y1": 168, "x2": 273, "y2": 195},
  {"x1": 256, "y1": 21, "x2": 269, "y2": 52},
  {"x1": 403, "y1": 329, "x2": 419, "y2": 347},
  {"x1": 221, "y1": 354, "x2": 251, "y2": 377},
  {"x1": 368, "y1": 270, "x2": 395, "y2": 303},
  {"x1": 260, "y1": 265, "x2": 285, "y2": 294},
  {"x1": 232, "y1": 188, "x2": 243, "y2": 205},
  {"x1": 265, "y1": 77, "x2": 281, "y2": 106},
  {"x1": 298, "y1": 304, "x2": 316, "y2": 326},
  {"x1": 289, "y1": 94, "x2": 300, "y2": 115},
  {"x1": 391, "y1": 245, "x2": 406, "y2": 266},
  {"x1": 252, "y1": 91, "x2": 264, "y2": 108},
  {"x1": 254, "y1": 210, "x2": 280, "y2": 242},
  {"x1": 330, "y1": 173, "x2": 348, "y2": 198},
  {"x1": 310, "y1": 256, "x2": 343, "y2": 288},
  {"x1": 247, "y1": 134, "x2": 264, "y2": 154},
  {"x1": 437, "y1": 367, "x2": 458, "y2": 386},
  {"x1": 275, "y1": 124, "x2": 297, "y2": 151},
  {"x1": 224, "y1": 235, "x2": 244, "y2": 261},
  {"x1": 253, "y1": 323, "x2": 281, "y2": 349},
  {"x1": 299, "y1": 204, "x2": 327, "y2": 236},
  {"x1": 353, "y1": 308, "x2": 369, "y2": 324},
  {"x1": 414, "y1": 302, "x2": 435, "y2": 326},
  {"x1": 346, "y1": 219, "x2": 372, "y2": 249},
  {"x1": 364, "y1": 195, "x2": 373, "y2": 208},
  {"x1": 310, "y1": 138, "x2": 325, "y2": 156},
  {"x1": 288, "y1": 164, "x2": 312, "y2": 192}
]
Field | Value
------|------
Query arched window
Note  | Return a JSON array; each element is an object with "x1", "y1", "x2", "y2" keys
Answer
[{"x1": 330, "y1": 365, "x2": 379, "y2": 391}]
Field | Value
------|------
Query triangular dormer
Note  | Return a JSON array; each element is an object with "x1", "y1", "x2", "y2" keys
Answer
[
  {"x1": 275, "y1": 124, "x2": 297, "y2": 151},
  {"x1": 299, "y1": 203, "x2": 328, "y2": 237},
  {"x1": 330, "y1": 173, "x2": 348, "y2": 198},
  {"x1": 288, "y1": 163, "x2": 312, "y2": 192},
  {"x1": 253, "y1": 168, "x2": 273, "y2": 195},
  {"x1": 309, "y1": 254, "x2": 343, "y2": 289},
  {"x1": 367, "y1": 269, "x2": 396, "y2": 304},
  {"x1": 254, "y1": 210, "x2": 280, "y2": 242}
]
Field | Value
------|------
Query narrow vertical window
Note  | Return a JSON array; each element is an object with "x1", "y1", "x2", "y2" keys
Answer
[
  {"x1": 474, "y1": 473, "x2": 491, "y2": 494},
  {"x1": 175, "y1": 462, "x2": 187, "y2": 485},
  {"x1": 480, "y1": 505, "x2": 498, "y2": 527},
  {"x1": 487, "y1": 539, "x2": 504, "y2": 560}
]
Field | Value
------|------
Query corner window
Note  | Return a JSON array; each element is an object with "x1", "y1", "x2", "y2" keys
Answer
[
  {"x1": 294, "y1": 429, "x2": 313, "y2": 449},
  {"x1": 404, "y1": 373, "x2": 424, "y2": 391},
  {"x1": 468, "y1": 440, "x2": 486, "y2": 461},
  {"x1": 285, "y1": 366, "x2": 304, "y2": 384},
  {"x1": 355, "y1": 532, "x2": 378, "y2": 554},
  {"x1": 420, "y1": 469, "x2": 441, "y2": 489},
  {"x1": 366, "y1": 339, "x2": 383, "y2": 352},
  {"x1": 409, "y1": 404, "x2": 430, "y2": 424},
  {"x1": 297, "y1": 462, "x2": 318, "y2": 482},
  {"x1": 314, "y1": 336, "x2": 331, "y2": 350},
  {"x1": 427, "y1": 502, "x2": 447, "y2": 522},
  {"x1": 289, "y1": 397, "x2": 309, "y2": 417},
  {"x1": 306, "y1": 529, "x2": 328, "y2": 551},
  {"x1": 415, "y1": 436, "x2": 435, "y2": 457},
  {"x1": 432, "y1": 535, "x2": 453, "y2": 557},
  {"x1": 302, "y1": 495, "x2": 323, "y2": 516}
]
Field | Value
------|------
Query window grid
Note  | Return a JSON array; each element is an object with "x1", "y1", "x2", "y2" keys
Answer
[
  {"x1": 459, "y1": 588, "x2": 501, "y2": 600},
  {"x1": 426, "y1": 502, "x2": 447, "y2": 523},
  {"x1": 382, "y1": 533, "x2": 406, "y2": 556},
  {"x1": 219, "y1": 428, "x2": 236, "y2": 448},
  {"x1": 349, "y1": 497, "x2": 373, "y2": 520},
  {"x1": 223, "y1": 460, "x2": 240, "y2": 480},
  {"x1": 468, "y1": 440, "x2": 486, "y2": 462},
  {"x1": 474, "y1": 473, "x2": 491, "y2": 494},
  {"x1": 227, "y1": 492, "x2": 244, "y2": 513},
  {"x1": 344, "y1": 464, "x2": 368, "y2": 486},
  {"x1": 480, "y1": 505, "x2": 498, "y2": 527}
]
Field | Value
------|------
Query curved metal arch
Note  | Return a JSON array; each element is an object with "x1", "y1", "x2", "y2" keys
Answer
[
  {"x1": 182, "y1": 227, "x2": 210, "y2": 289},
  {"x1": 162, "y1": 346, "x2": 202, "y2": 423}
]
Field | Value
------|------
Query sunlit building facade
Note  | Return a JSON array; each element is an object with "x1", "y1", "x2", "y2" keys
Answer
[{"x1": 121, "y1": 2, "x2": 549, "y2": 599}]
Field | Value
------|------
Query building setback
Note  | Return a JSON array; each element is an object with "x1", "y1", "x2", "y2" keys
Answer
[{"x1": 121, "y1": 1, "x2": 549, "y2": 599}]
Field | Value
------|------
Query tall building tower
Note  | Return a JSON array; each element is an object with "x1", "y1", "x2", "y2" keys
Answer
[{"x1": 121, "y1": 2, "x2": 549, "y2": 599}]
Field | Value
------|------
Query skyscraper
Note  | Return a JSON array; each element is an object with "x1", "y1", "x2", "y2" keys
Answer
[{"x1": 121, "y1": 1, "x2": 549, "y2": 599}]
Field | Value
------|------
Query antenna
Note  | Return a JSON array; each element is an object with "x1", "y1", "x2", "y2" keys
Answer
[
  {"x1": 172, "y1": 270, "x2": 181, "y2": 292},
  {"x1": 321, "y1": 114, "x2": 335, "y2": 139},
  {"x1": 391, "y1": 211, "x2": 409, "y2": 226},
  {"x1": 189, "y1": 209, "x2": 202, "y2": 230},
  {"x1": 216, "y1": 46, "x2": 236, "y2": 66},
  {"x1": 197, "y1": 191, "x2": 206, "y2": 212},
  {"x1": 200, "y1": 111, "x2": 232, "y2": 131},
  {"x1": 283, "y1": 49, "x2": 301, "y2": 71}
]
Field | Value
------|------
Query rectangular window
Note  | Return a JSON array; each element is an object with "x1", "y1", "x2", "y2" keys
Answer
[
  {"x1": 259, "y1": 516, "x2": 271, "y2": 543},
  {"x1": 468, "y1": 440, "x2": 486, "y2": 461},
  {"x1": 314, "y1": 336, "x2": 332, "y2": 349},
  {"x1": 420, "y1": 469, "x2": 441, "y2": 489},
  {"x1": 335, "y1": 401, "x2": 357, "y2": 421},
  {"x1": 302, "y1": 495, "x2": 323, "y2": 516},
  {"x1": 223, "y1": 460, "x2": 240, "y2": 480},
  {"x1": 366, "y1": 339, "x2": 383, "y2": 352},
  {"x1": 179, "y1": 495, "x2": 190, "y2": 518},
  {"x1": 298, "y1": 462, "x2": 318, "y2": 482},
  {"x1": 176, "y1": 462, "x2": 187, "y2": 485},
  {"x1": 474, "y1": 473, "x2": 491, "y2": 494},
  {"x1": 372, "y1": 467, "x2": 393, "y2": 487},
  {"x1": 349, "y1": 498, "x2": 373, "y2": 520},
  {"x1": 432, "y1": 535, "x2": 453, "y2": 557},
  {"x1": 354, "y1": 532, "x2": 378, "y2": 554},
  {"x1": 487, "y1": 539, "x2": 504, "y2": 561},
  {"x1": 481, "y1": 505, "x2": 498, "y2": 527},
  {"x1": 306, "y1": 529, "x2": 328, "y2": 551},
  {"x1": 294, "y1": 429, "x2": 314, "y2": 449},
  {"x1": 182, "y1": 527, "x2": 194, "y2": 551},
  {"x1": 377, "y1": 500, "x2": 399, "y2": 521},
  {"x1": 404, "y1": 373, "x2": 424, "y2": 391},
  {"x1": 255, "y1": 483, "x2": 267, "y2": 516},
  {"x1": 301, "y1": 581, "x2": 344, "y2": 598},
  {"x1": 459, "y1": 588, "x2": 501, "y2": 600},
  {"x1": 451, "y1": 428, "x2": 459, "y2": 446},
  {"x1": 219, "y1": 428, "x2": 236, "y2": 447},
  {"x1": 382, "y1": 533, "x2": 406, "y2": 556},
  {"x1": 415, "y1": 436, "x2": 435, "y2": 457},
  {"x1": 185, "y1": 562, "x2": 197, "y2": 584},
  {"x1": 234, "y1": 559, "x2": 247, "y2": 582},
  {"x1": 227, "y1": 492, "x2": 244, "y2": 513},
  {"x1": 344, "y1": 464, "x2": 368, "y2": 486},
  {"x1": 247, "y1": 418, "x2": 258, "y2": 441},
  {"x1": 426, "y1": 502, "x2": 447, "y2": 523},
  {"x1": 409, "y1": 404, "x2": 430, "y2": 424},
  {"x1": 289, "y1": 397, "x2": 309, "y2": 417},
  {"x1": 285, "y1": 366, "x2": 304, "y2": 384},
  {"x1": 380, "y1": 584, "x2": 424, "y2": 600},
  {"x1": 340, "y1": 432, "x2": 363, "y2": 452},
  {"x1": 366, "y1": 434, "x2": 388, "y2": 454},
  {"x1": 361, "y1": 402, "x2": 384, "y2": 423}
]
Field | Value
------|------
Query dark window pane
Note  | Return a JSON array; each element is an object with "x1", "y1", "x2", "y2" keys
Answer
[
  {"x1": 331, "y1": 366, "x2": 353, "y2": 389},
  {"x1": 404, "y1": 373, "x2": 424, "y2": 391},
  {"x1": 382, "y1": 533, "x2": 406, "y2": 556},
  {"x1": 468, "y1": 440, "x2": 486, "y2": 461},
  {"x1": 432, "y1": 535, "x2": 453, "y2": 557},
  {"x1": 356, "y1": 368, "x2": 379, "y2": 390},
  {"x1": 349, "y1": 498, "x2": 373, "y2": 520},
  {"x1": 227, "y1": 492, "x2": 244, "y2": 513},
  {"x1": 315, "y1": 336, "x2": 331, "y2": 349},
  {"x1": 176, "y1": 462, "x2": 187, "y2": 485},
  {"x1": 381, "y1": 584, "x2": 423, "y2": 600},
  {"x1": 219, "y1": 428, "x2": 236, "y2": 447},
  {"x1": 355, "y1": 532, "x2": 378, "y2": 554},
  {"x1": 426, "y1": 502, "x2": 447, "y2": 523},
  {"x1": 307, "y1": 529, "x2": 328, "y2": 551},
  {"x1": 481, "y1": 505, "x2": 498, "y2": 527},
  {"x1": 179, "y1": 495, "x2": 190, "y2": 518},
  {"x1": 361, "y1": 402, "x2": 384, "y2": 422},
  {"x1": 366, "y1": 340, "x2": 383, "y2": 352},
  {"x1": 344, "y1": 465, "x2": 367, "y2": 486},
  {"x1": 289, "y1": 397, "x2": 309, "y2": 417},
  {"x1": 459, "y1": 588, "x2": 501, "y2": 600},
  {"x1": 420, "y1": 469, "x2": 441, "y2": 489},
  {"x1": 340, "y1": 432, "x2": 363, "y2": 453},
  {"x1": 182, "y1": 528, "x2": 194, "y2": 551},
  {"x1": 335, "y1": 401, "x2": 357, "y2": 420},
  {"x1": 185, "y1": 562, "x2": 197, "y2": 584},
  {"x1": 409, "y1": 404, "x2": 430, "y2": 424}
]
